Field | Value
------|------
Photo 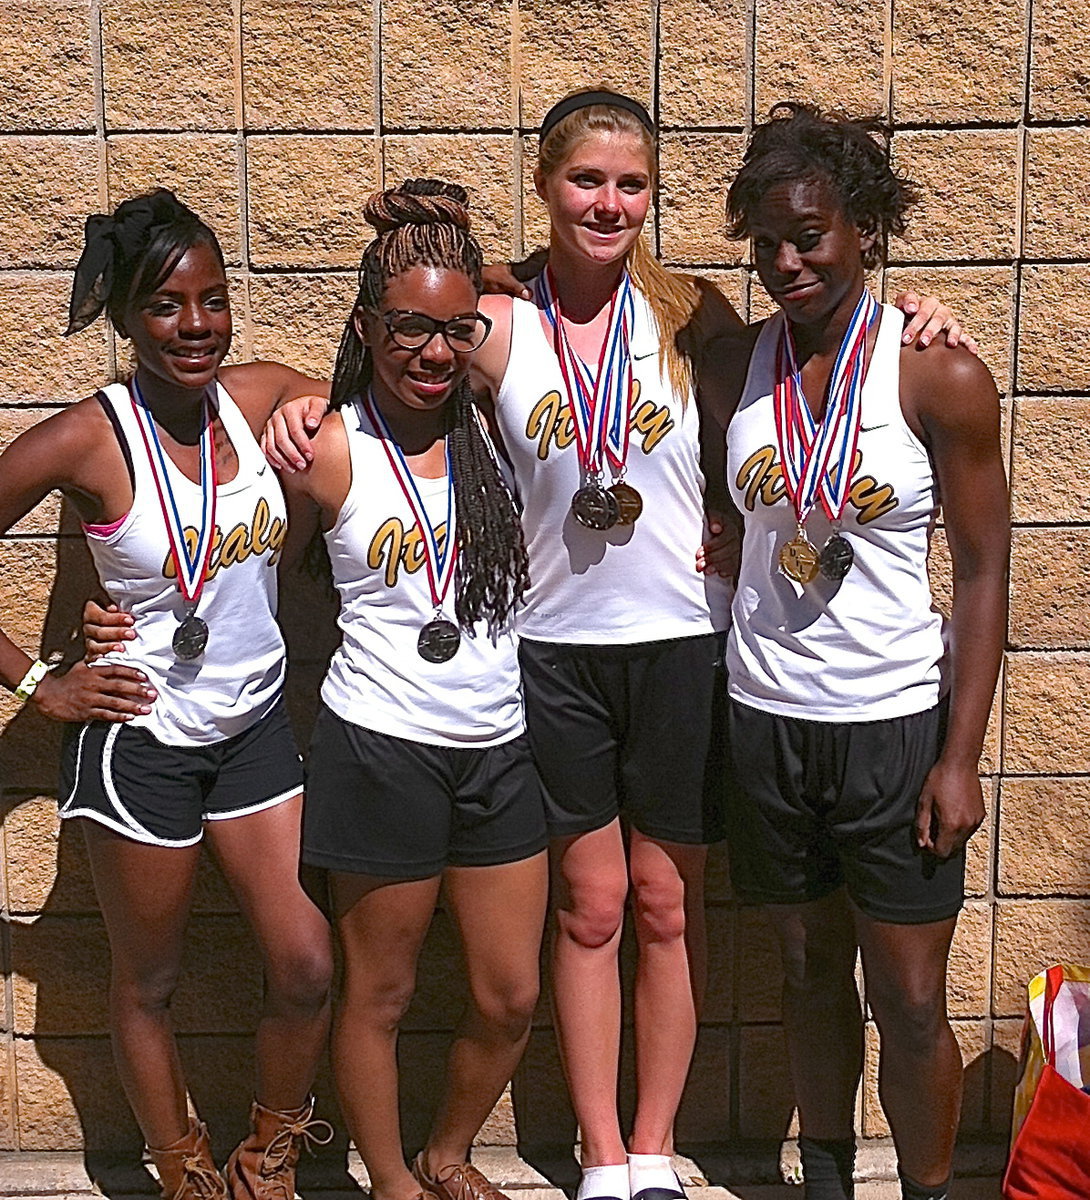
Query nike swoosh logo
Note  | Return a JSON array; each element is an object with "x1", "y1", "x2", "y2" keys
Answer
[
  {"x1": 633, "y1": 349, "x2": 657, "y2": 360},
  {"x1": 860, "y1": 423, "x2": 888, "y2": 432}
]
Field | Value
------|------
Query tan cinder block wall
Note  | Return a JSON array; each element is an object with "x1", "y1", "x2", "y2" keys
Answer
[{"x1": 1, "y1": 0, "x2": 1088, "y2": 1159}]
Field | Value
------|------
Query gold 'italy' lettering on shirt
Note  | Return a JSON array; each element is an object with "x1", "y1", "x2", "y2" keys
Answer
[
  {"x1": 734, "y1": 447, "x2": 899, "y2": 525},
  {"x1": 368, "y1": 518, "x2": 451, "y2": 589},
  {"x1": 526, "y1": 380, "x2": 675, "y2": 461},
  {"x1": 162, "y1": 497, "x2": 286, "y2": 581}
]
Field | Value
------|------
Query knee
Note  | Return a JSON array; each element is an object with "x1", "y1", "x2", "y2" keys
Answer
[
  {"x1": 473, "y1": 977, "x2": 539, "y2": 1042},
  {"x1": 557, "y1": 877, "x2": 628, "y2": 951},
  {"x1": 111, "y1": 959, "x2": 183, "y2": 1014},
  {"x1": 868, "y1": 980, "x2": 949, "y2": 1052},
  {"x1": 631, "y1": 872, "x2": 687, "y2": 945},
  {"x1": 266, "y1": 942, "x2": 334, "y2": 1015}
]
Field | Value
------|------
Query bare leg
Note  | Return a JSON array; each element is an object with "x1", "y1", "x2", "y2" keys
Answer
[
  {"x1": 421, "y1": 852, "x2": 549, "y2": 1171},
  {"x1": 627, "y1": 832, "x2": 708, "y2": 1156},
  {"x1": 550, "y1": 821, "x2": 631, "y2": 1167},
  {"x1": 764, "y1": 890, "x2": 863, "y2": 1141},
  {"x1": 854, "y1": 910, "x2": 960, "y2": 1188},
  {"x1": 206, "y1": 794, "x2": 332, "y2": 1109},
  {"x1": 331, "y1": 872, "x2": 440, "y2": 1200},
  {"x1": 82, "y1": 820, "x2": 201, "y2": 1149}
]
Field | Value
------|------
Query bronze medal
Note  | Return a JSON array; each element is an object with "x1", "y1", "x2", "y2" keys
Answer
[
  {"x1": 417, "y1": 618, "x2": 461, "y2": 663},
  {"x1": 607, "y1": 481, "x2": 643, "y2": 526},
  {"x1": 172, "y1": 614, "x2": 209, "y2": 661},
  {"x1": 571, "y1": 484, "x2": 620, "y2": 530},
  {"x1": 819, "y1": 532, "x2": 854, "y2": 581},
  {"x1": 778, "y1": 532, "x2": 820, "y2": 584}
]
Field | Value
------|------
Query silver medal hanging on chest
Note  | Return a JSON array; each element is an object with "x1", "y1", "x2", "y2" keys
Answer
[{"x1": 172, "y1": 609, "x2": 210, "y2": 660}]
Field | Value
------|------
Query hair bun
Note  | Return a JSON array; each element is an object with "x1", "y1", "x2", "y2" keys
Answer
[{"x1": 364, "y1": 178, "x2": 472, "y2": 235}]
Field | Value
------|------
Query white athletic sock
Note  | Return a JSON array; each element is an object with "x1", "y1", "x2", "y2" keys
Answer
[
  {"x1": 576, "y1": 1164, "x2": 631, "y2": 1200},
  {"x1": 628, "y1": 1154, "x2": 682, "y2": 1198}
]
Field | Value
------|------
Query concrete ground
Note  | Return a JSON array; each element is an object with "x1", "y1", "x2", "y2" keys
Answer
[{"x1": 0, "y1": 1143, "x2": 1006, "y2": 1200}]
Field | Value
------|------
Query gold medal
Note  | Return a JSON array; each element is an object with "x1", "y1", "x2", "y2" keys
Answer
[
  {"x1": 778, "y1": 528, "x2": 820, "y2": 583},
  {"x1": 607, "y1": 481, "x2": 643, "y2": 526}
]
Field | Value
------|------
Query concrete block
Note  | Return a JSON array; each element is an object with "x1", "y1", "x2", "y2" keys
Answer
[
  {"x1": 101, "y1": 0, "x2": 237, "y2": 130},
  {"x1": 946, "y1": 902, "x2": 992, "y2": 1019},
  {"x1": 517, "y1": 0, "x2": 653, "y2": 129},
  {"x1": 247, "y1": 273, "x2": 355, "y2": 379},
  {"x1": 0, "y1": 0, "x2": 95, "y2": 131},
  {"x1": 1004, "y1": 651, "x2": 1090, "y2": 774},
  {"x1": 993, "y1": 899, "x2": 1090, "y2": 1016},
  {"x1": 1024, "y1": 128, "x2": 1090, "y2": 259},
  {"x1": 1017, "y1": 265, "x2": 1090, "y2": 392},
  {"x1": 382, "y1": 0, "x2": 509, "y2": 129},
  {"x1": 892, "y1": 0, "x2": 1024, "y2": 122},
  {"x1": 247, "y1": 135, "x2": 381, "y2": 269},
  {"x1": 1030, "y1": 0, "x2": 1090, "y2": 119},
  {"x1": 659, "y1": 0, "x2": 747, "y2": 128},
  {"x1": 998, "y1": 776, "x2": 1090, "y2": 896},
  {"x1": 891, "y1": 130, "x2": 1019, "y2": 263},
  {"x1": 0, "y1": 136, "x2": 98, "y2": 269},
  {"x1": 1010, "y1": 397, "x2": 1090, "y2": 524},
  {"x1": 242, "y1": 0, "x2": 375, "y2": 130},
  {"x1": 733, "y1": 906, "x2": 783, "y2": 1023},
  {"x1": 1009, "y1": 527, "x2": 1090, "y2": 649},
  {"x1": 659, "y1": 133, "x2": 747, "y2": 266},
  {"x1": 737, "y1": 1024, "x2": 794, "y2": 1139},
  {"x1": 0, "y1": 409, "x2": 63, "y2": 534}
]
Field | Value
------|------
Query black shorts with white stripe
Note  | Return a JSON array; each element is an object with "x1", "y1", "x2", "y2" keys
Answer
[{"x1": 59, "y1": 699, "x2": 304, "y2": 848}]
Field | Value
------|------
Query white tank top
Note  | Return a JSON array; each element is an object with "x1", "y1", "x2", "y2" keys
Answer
[
  {"x1": 85, "y1": 382, "x2": 287, "y2": 746},
  {"x1": 494, "y1": 283, "x2": 732, "y2": 644},
  {"x1": 319, "y1": 399, "x2": 524, "y2": 747},
  {"x1": 725, "y1": 305, "x2": 946, "y2": 720}
]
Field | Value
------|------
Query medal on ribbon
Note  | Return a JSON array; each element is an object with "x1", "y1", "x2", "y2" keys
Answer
[
  {"x1": 773, "y1": 290, "x2": 878, "y2": 584},
  {"x1": 363, "y1": 391, "x2": 461, "y2": 663},
  {"x1": 537, "y1": 267, "x2": 642, "y2": 529},
  {"x1": 130, "y1": 378, "x2": 218, "y2": 660}
]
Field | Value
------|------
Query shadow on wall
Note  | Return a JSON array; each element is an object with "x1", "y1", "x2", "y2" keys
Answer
[{"x1": 0, "y1": 505, "x2": 1021, "y2": 1193}]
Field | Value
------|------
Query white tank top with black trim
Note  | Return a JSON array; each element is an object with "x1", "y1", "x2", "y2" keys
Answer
[
  {"x1": 85, "y1": 382, "x2": 288, "y2": 746},
  {"x1": 319, "y1": 397, "x2": 524, "y2": 748},
  {"x1": 725, "y1": 304, "x2": 946, "y2": 721},
  {"x1": 494, "y1": 282, "x2": 732, "y2": 644}
]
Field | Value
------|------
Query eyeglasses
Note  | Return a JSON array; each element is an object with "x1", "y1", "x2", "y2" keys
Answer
[{"x1": 382, "y1": 309, "x2": 493, "y2": 353}]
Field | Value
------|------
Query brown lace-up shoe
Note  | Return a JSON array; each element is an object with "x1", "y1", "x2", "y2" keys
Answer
[
  {"x1": 224, "y1": 1097, "x2": 334, "y2": 1200},
  {"x1": 411, "y1": 1153, "x2": 509, "y2": 1200},
  {"x1": 148, "y1": 1120, "x2": 228, "y2": 1200}
]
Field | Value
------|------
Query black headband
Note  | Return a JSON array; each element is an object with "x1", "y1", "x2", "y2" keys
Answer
[{"x1": 539, "y1": 91, "x2": 655, "y2": 142}]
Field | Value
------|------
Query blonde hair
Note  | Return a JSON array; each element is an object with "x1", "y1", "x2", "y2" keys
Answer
[{"x1": 537, "y1": 99, "x2": 700, "y2": 401}]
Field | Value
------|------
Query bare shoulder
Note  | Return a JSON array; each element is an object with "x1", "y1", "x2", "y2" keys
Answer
[
  {"x1": 474, "y1": 293, "x2": 515, "y2": 395},
  {"x1": 899, "y1": 339, "x2": 1000, "y2": 439},
  {"x1": 219, "y1": 360, "x2": 331, "y2": 433},
  {"x1": 288, "y1": 405, "x2": 350, "y2": 514}
]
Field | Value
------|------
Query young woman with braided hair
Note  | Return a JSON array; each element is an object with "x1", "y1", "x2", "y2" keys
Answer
[
  {"x1": 278, "y1": 178, "x2": 547, "y2": 1200},
  {"x1": 0, "y1": 188, "x2": 334, "y2": 1200}
]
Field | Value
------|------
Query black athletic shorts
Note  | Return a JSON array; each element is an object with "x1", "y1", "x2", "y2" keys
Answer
[
  {"x1": 58, "y1": 700, "x2": 304, "y2": 848},
  {"x1": 724, "y1": 696, "x2": 963, "y2": 924},
  {"x1": 302, "y1": 705, "x2": 548, "y2": 878},
  {"x1": 518, "y1": 633, "x2": 727, "y2": 845}
]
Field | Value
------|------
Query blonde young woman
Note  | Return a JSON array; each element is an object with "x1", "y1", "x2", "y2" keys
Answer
[{"x1": 265, "y1": 91, "x2": 971, "y2": 1200}]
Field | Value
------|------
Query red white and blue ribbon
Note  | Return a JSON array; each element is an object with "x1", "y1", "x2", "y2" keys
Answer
[
  {"x1": 537, "y1": 266, "x2": 636, "y2": 480},
  {"x1": 363, "y1": 390, "x2": 457, "y2": 612},
  {"x1": 129, "y1": 378, "x2": 218, "y2": 606},
  {"x1": 773, "y1": 290, "x2": 878, "y2": 528}
]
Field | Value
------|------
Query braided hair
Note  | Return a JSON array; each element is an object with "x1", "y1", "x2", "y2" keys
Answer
[
  {"x1": 65, "y1": 188, "x2": 225, "y2": 337},
  {"x1": 726, "y1": 103, "x2": 919, "y2": 270},
  {"x1": 332, "y1": 178, "x2": 529, "y2": 637}
]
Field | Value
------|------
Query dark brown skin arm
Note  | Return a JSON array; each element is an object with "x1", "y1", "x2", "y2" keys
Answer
[
  {"x1": 903, "y1": 343, "x2": 1010, "y2": 858},
  {"x1": 0, "y1": 403, "x2": 156, "y2": 720}
]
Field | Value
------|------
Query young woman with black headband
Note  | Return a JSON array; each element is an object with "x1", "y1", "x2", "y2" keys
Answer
[{"x1": 0, "y1": 189, "x2": 334, "y2": 1200}]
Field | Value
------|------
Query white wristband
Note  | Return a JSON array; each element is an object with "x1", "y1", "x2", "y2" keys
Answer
[{"x1": 14, "y1": 659, "x2": 50, "y2": 702}]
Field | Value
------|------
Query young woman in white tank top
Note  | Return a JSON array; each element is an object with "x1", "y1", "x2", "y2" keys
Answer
[
  {"x1": 0, "y1": 191, "x2": 334, "y2": 1200},
  {"x1": 702, "y1": 106, "x2": 1008, "y2": 1200},
  {"x1": 279, "y1": 180, "x2": 547, "y2": 1200},
  {"x1": 263, "y1": 92, "x2": 977, "y2": 1200}
]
